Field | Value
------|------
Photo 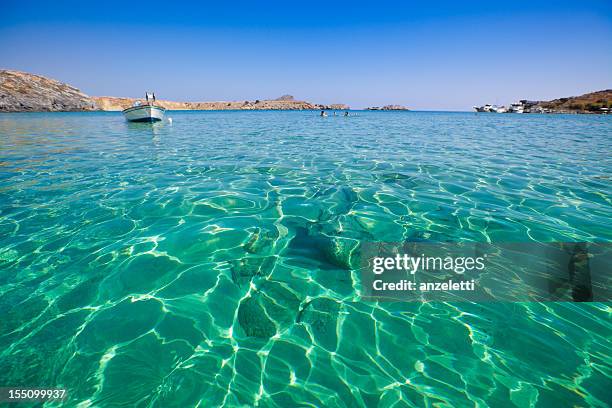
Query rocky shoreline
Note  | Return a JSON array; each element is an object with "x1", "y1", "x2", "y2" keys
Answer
[
  {"x1": 92, "y1": 95, "x2": 349, "y2": 112},
  {"x1": 474, "y1": 90, "x2": 612, "y2": 114},
  {"x1": 0, "y1": 70, "x2": 349, "y2": 112},
  {"x1": 538, "y1": 89, "x2": 611, "y2": 114},
  {"x1": 0, "y1": 70, "x2": 98, "y2": 112}
]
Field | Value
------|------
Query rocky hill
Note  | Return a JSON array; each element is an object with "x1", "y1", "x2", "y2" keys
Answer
[
  {"x1": 0, "y1": 70, "x2": 349, "y2": 112},
  {"x1": 539, "y1": 89, "x2": 612, "y2": 113},
  {"x1": 0, "y1": 70, "x2": 98, "y2": 112}
]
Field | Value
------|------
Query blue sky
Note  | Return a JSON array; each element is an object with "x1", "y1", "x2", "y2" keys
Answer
[{"x1": 1, "y1": 1, "x2": 611, "y2": 110}]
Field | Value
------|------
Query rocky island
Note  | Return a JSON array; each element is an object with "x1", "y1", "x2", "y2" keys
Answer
[
  {"x1": 366, "y1": 105, "x2": 410, "y2": 111},
  {"x1": 0, "y1": 70, "x2": 349, "y2": 112}
]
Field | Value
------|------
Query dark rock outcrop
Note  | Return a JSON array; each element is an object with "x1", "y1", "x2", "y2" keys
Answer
[
  {"x1": 0, "y1": 70, "x2": 98, "y2": 112},
  {"x1": 237, "y1": 281, "x2": 301, "y2": 339}
]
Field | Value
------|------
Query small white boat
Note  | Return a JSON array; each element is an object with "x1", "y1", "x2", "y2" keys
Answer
[
  {"x1": 509, "y1": 103, "x2": 524, "y2": 113},
  {"x1": 123, "y1": 92, "x2": 166, "y2": 122},
  {"x1": 490, "y1": 105, "x2": 508, "y2": 113},
  {"x1": 474, "y1": 104, "x2": 494, "y2": 112}
]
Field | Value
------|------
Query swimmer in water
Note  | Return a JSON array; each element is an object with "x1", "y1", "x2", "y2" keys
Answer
[
  {"x1": 320, "y1": 110, "x2": 328, "y2": 117},
  {"x1": 344, "y1": 111, "x2": 349, "y2": 117}
]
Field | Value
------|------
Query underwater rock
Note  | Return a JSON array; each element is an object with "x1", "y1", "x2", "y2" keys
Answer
[
  {"x1": 319, "y1": 236, "x2": 360, "y2": 270},
  {"x1": 230, "y1": 256, "x2": 276, "y2": 287},
  {"x1": 244, "y1": 227, "x2": 278, "y2": 255},
  {"x1": 296, "y1": 297, "x2": 341, "y2": 350},
  {"x1": 287, "y1": 224, "x2": 359, "y2": 270},
  {"x1": 311, "y1": 185, "x2": 358, "y2": 227},
  {"x1": 0, "y1": 249, "x2": 19, "y2": 263},
  {"x1": 237, "y1": 281, "x2": 300, "y2": 339},
  {"x1": 327, "y1": 186, "x2": 359, "y2": 215},
  {"x1": 377, "y1": 172, "x2": 419, "y2": 189},
  {"x1": 238, "y1": 296, "x2": 277, "y2": 338},
  {"x1": 56, "y1": 275, "x2": 104, "y2": 312}
]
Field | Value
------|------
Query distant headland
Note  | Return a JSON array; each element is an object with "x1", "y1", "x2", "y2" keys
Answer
[
  {"x1": 92, "y1": 95, "x2": 349, "y2": 112},
  {"x1": 0, "y1": 70, "x2": 349, "y2": 112},
  {"x1": 473, "y1": 90, "x2": 612, "y2": 114}
]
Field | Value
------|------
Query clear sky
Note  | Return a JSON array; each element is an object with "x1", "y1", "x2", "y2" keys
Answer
[{"x1": 1, "y1": 1, "x2": 611, "y2": 110}]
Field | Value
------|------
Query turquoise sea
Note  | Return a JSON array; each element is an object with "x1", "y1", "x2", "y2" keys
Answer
[{"x1": 0, "y1": 111, "x2": 610, "y2": 407}]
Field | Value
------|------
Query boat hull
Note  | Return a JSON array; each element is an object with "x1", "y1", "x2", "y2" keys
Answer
[{"x1": 122, "y1": 105, "x2": 166, "y2": 122}]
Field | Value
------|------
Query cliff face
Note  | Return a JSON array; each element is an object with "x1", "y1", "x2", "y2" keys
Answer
[
  {"x1": 92, "y1": 96, "x2": 349, "y2": 111},
  {"x1": 0, "y1": 70, "x2": 98, "y2": 112}
]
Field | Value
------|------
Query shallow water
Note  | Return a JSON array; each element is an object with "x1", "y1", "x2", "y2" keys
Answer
[{"x1": 0, "y1": 111, "x2": 610, "y2": 407}]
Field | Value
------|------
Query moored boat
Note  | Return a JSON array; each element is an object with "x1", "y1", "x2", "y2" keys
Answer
[
  {"x1": 508, "y1": 103, "x2": 525, "y2": 113},
  {"x1": 123, "y1": 92, "x2": 166, "y2": 122},
  {"x1": 474, "y1": 104, "x2": 494, "y2": 112},
  {"x1": 490, "y1": 105, "x2": 507, "y2": 113}
]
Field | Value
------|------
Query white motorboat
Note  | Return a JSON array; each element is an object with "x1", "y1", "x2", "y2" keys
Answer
[
  {"x1": 474, "y1": 104, "x2": 494, "y2": 112},
  {"x1": 490, "y1": 105, "x2": 508, "y2": 113},
  {"x1": 123, "y1": 92, "x2": 166, "y2": 122},
  {"x1": 508, "y1": 103, "x2": 525, "y2": 113}
]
